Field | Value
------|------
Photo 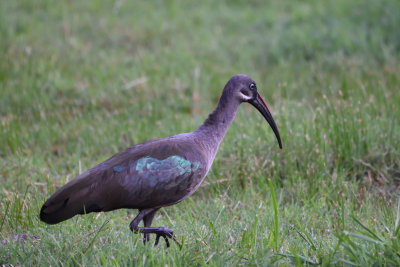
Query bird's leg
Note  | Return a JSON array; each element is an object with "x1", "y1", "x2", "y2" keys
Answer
[
  {"x1": 129, "y1": 208, "x2": 150, "y2": 233},
  {"x1": 142, "y1": 208, "x2": 159, "y2": 243},
  {"x1": 129, "y1": 208, "x2": 181, "y2": 248}
]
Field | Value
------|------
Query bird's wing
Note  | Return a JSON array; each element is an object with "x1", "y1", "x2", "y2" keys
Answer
[{"x1": 40, "y1": 136, "x2": 206, "y2": 224}]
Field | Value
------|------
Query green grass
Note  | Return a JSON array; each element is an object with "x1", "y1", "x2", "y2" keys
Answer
[{"x1": 1, "y1": 0, "x2": 400, "y2": 265}]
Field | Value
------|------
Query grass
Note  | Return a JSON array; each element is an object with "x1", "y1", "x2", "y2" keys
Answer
[{"x1": 1, "y1": 0, "x2": 400, "y2": 265}]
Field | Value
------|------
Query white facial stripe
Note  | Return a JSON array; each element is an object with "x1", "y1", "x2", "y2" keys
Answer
[{"x1": 239, "y1": 92, "x2": 252, "y2": 101}]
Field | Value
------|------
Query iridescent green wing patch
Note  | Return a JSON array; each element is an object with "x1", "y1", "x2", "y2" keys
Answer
[{"x1": 135, "y1": 156, "x2": 201, "y2": 179}]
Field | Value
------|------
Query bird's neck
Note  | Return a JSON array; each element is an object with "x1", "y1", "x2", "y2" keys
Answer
[{"x1": 195, "y1": 93, "x2": 240, "y2": 154}]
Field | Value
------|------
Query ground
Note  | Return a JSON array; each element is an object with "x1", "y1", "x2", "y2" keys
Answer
[{"x1": 1, "y1": 0, "x2": 400, "y2": 265}]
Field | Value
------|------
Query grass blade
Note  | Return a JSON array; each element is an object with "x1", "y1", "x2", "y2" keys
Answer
[
  {"x1": 395, "y1": 198, "x2": 400, "y2": 236},
  {"x1": 351, "y1": 215, "x2": 383, "y2": 242},
  {"x1": 268, "y1": 179, "x2": 279, "y2": 251}
]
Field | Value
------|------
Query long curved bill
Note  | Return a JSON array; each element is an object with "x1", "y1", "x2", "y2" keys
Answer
[{"x1": 249, "y1": 93, "x2": 282, "y2": 149}]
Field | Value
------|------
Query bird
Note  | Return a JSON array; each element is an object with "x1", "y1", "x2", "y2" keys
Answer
[{"x1": 40, "y1": 74, "x2": 282, "y2": 247}]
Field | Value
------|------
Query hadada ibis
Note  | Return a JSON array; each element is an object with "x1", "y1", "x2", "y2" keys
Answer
[{"x1": 40, "y1": 74, "x2": 282, "y2": 247}]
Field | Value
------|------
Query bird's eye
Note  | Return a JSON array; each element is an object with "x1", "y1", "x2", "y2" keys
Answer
[{"x1": 249, "y1": 83, "x2": 257, "y2": 90}]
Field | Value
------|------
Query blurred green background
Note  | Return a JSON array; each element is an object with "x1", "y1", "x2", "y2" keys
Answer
[{"x1": 1, "y1": 0, "x2": 399, "y2": 265}]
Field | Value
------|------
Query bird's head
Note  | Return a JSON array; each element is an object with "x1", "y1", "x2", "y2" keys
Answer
[{"x1": 226, "y1": 74, "x2": 283, "y2": 149}]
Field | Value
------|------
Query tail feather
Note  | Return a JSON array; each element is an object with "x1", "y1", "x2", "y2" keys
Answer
[
  {"x1": 40, "y1": 171, "x2": 102, "y2": 224},
  {"x1": 40, "y1": 198, "x2": 72, "y2": 224},
  {"x1": 40, "y1": 198, "x2": 102, "y2": 224}
]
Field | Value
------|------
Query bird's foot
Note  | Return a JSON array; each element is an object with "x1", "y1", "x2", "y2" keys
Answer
[
  {"x1": 141, "y1": 227, "x2": 173, "y2": 247},
  {"x1": 134, "y1": 227, "x2": 181, "y2": 248}
]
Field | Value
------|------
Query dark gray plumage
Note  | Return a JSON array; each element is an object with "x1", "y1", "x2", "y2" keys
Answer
[{"x1": 40, "y1": 74, "x2": 282, "y2": 247}]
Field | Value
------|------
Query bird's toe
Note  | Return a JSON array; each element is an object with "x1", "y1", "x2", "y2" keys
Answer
[{"x1": 129, "y1": 222, "x2": 138, "y2": 233}]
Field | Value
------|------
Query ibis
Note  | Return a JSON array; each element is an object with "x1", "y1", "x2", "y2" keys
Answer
[{"x1": 40, "y1": 74, "x2": 282, "y2": 247}]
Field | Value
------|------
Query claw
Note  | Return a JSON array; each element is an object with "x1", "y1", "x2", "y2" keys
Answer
[
  {"x1": 172, "y1": 235, "x2": 182, "y2": 248},
  {"x1": 162, "y1": 235, "x2": 170, "y2": 247},
  {"x1": 129, "y1": 221, "x2": 139, "y2": 233},
  {"x1": 136, "y1": 227, "x2": 178, "y2": 247},
  {"x1": 153, "y1": 232, "x2": 171, "y2": 247},
  {"x1": 155, "y1": 234, "x2": 161, "y2": 246}
]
